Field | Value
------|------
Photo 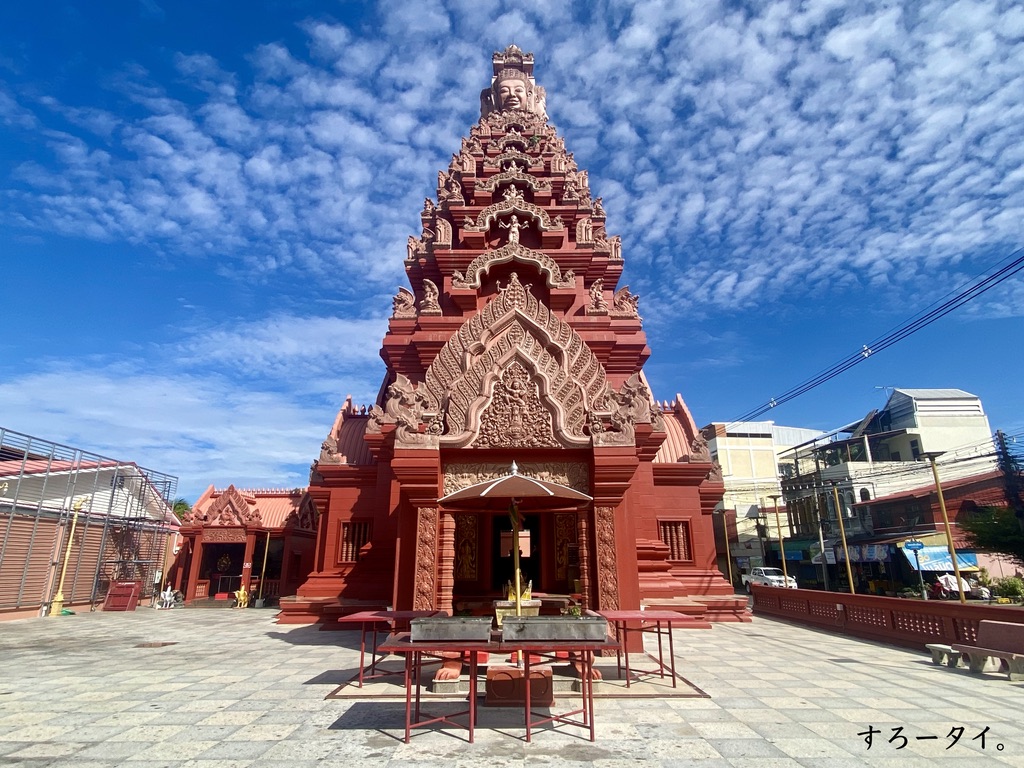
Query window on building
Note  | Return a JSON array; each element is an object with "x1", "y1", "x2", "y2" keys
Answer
[
  {"x1": 338, "y1": 520, "x2": 372, "y2": 563},
  {"x1": 910, "y1": 439, "x2": 921, "y2": 460},
  {"x1": 658, "y1": 520, "x2": 692, "y2": 562},
  {"x1": 860, "y1": 487, "x2": 871, "y2": 502}
]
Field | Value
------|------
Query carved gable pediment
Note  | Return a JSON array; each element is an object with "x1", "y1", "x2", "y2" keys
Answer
[
  {"x1": 423, "y1": 273, "x2": 607, "y2": 448},
  {"x1": 206, "y1": 485, "x2": 261, "y2": 527}
]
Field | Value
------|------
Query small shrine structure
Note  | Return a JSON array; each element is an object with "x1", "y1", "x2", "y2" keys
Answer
[
  {"x1": 282, "y1": 46, "x2": 743, "y2": 625},
  {"x1": 171, "y1": 485, "x2": 318, "y2": 603}
]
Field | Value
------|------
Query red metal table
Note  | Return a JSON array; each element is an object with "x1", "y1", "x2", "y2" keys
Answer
[
  {"x1": 596, "y1": 610, "x2": 695, "y2": 688},
  {"x1": 376, "y1": 633, "x2": 619, "y2": 743},
  {"x1": 503, "y1": 636, "x2": 618, "y2": 742},
  {"x1": 336, "y1": 610, "x2": 444, "y2": 687},
  {"x1": 377, "y1": 633, "x2": 496, "y2": 743}
]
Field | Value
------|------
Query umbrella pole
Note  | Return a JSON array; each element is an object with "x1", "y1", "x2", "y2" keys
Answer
[{"x1": 511, "y1": 501, "x2": 522, "y2": 616}]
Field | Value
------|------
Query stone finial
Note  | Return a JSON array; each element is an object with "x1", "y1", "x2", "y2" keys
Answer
[
  {"x1": 392, "y1": 287, "x2": 417, "y2": 318},
  {"x1": 611, "y1": 286, "x2": 640, "y2": 319}
]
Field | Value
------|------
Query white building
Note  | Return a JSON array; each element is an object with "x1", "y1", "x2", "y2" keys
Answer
[
  {"x1": 780, "y1": 388, "x2": 996, "y2": 542},
  {"x1": 702, "y1": 421, "x2": 824, "y2": 574}
]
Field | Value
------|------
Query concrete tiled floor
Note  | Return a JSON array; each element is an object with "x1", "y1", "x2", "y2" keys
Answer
[{"x1": 0, "y1": 606, "x2": 1021, "y2": 766}]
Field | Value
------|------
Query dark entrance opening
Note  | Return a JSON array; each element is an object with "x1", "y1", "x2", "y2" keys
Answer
[
  {"x1": 492, "y1": 513, "x2": 539, "y2": 592},
  {"x1": 200, "y1": 543, "x2": 246, "y2": 596}
]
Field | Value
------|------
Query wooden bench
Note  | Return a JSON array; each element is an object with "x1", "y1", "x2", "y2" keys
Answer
[{"x1": 951, "y1": 620, "x2": 1024, "y2": 681}]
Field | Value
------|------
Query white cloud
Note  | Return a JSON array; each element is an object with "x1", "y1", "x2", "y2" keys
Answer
[{"x1": 3, "y1": 0, "x2": 1024, "y2": 494}]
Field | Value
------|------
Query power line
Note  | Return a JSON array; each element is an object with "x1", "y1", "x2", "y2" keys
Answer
[{"x1": 729, "y1": 246, "x2": 1024, "y2": 425}]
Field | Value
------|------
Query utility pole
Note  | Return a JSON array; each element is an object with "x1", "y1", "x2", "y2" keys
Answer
[
  {"x1": 832, "y1": 484, "x2": 856, "y2": 594},
  {"x1": 769, "y1": 494, "x2": 790, "y2": 585},
  {"x1": 921, "y1": 452, "x2": 966, "y2": 604}
]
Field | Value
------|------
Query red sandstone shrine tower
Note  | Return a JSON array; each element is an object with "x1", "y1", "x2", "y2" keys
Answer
[{"x1": 282, "y1": 46, "x2": 744, "y2": 625}]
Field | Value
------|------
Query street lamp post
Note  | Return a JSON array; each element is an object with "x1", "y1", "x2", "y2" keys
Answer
[
  {"x1": 768, "y1": 494, "x2": 790, "y2": 585},
  {"x1": 920, "y1": 451, "x2": 967, "y2": 604}
]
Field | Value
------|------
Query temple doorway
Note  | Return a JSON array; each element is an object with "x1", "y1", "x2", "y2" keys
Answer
[{"x1": 201, "y1": 543, "x2": 245, "y2": 596}]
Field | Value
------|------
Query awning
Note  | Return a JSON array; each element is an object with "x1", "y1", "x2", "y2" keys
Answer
[{"x1": 901, "y1": 546, "x2": 978, "y2": 572}]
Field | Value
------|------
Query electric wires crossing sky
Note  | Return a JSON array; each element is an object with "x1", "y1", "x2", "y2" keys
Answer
[{"x1": 730, "y1": 247, "x2": 1024, "y2": 426}]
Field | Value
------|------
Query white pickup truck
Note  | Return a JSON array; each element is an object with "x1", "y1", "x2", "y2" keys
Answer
[{"x1": 741, "y1": 567, "x2": 797, "y2": 592}]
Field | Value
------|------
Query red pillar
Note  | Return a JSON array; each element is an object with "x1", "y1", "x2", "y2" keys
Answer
[
  {"x1": 186, "y1": 532, "x2": 204, "y2": 602},
  {"x1": 242, "y1": 530, "x2": 257, "y2": 591}
]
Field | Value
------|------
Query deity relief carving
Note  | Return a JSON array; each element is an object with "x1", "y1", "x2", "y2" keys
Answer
[
  {"x1": 554, "y1": 513, "x2": 576, "y2": 581},
  {"x1": 413, "y1": 507, "x2": 438, "y2": 610},
  {"x1": 442, "y1": 462, "x2": 589, "y2": 496},
  {"x1": 420, "y1": 279, "x2": 442, "y2": 316},
  {"x1": 594, "y1": 506, "x2": 620, "y2": 610},
  {"x1": 576, "y1": 217, "x2": 593, "y2": 244},
  {"x1": 423, "y1": 273, "x2": 607, "y2": 448},
  {"x1": 454, "y1": 514, "x2": 478, "y2": 581},
  {"x1": 437, "y1": 171, "x2": 464, "y2": 206},
  {"x1": 406, "y1": 235, "x2": 427, "y2": 264},
  {"x1": 562, "y1": 169, "x2": 589, "y2": 204},
  {"x1": 586, "y1": 279, "x2": 608, "y2": 315},
  {"x1": 499, "y1": 214, "x2": 528, "y2": 245},
  {"x1": 434, "y1": 217, "x2": 452, "y2": 248},
  {"x1": 474, "y1": 361, "x2": 558, "y2": 448},
  {"x1": 392, "y1": 287, "x2": 417, "y2": 318}
]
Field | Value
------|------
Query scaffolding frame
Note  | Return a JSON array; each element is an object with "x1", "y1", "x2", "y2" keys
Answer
[{"x1": 0, "y1": 427, "x2": 179, "y2": 614}]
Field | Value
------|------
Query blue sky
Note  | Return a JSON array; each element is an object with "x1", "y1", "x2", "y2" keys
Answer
[{"x1": 2, "y1": 1, "x2": 1022, "y2": 501}]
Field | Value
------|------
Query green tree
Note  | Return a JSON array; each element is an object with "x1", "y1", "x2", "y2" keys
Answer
[
  {"x1": 171, "y1": 497, "x2": 191, "y2": 520},
  {"x1": 960, "y1": 505, "x2": 1024, "y2": 566}
]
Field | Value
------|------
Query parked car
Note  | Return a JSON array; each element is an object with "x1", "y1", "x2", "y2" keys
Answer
[{"x1": 741, "y1": 567, "x2": 798, "y2": 592}]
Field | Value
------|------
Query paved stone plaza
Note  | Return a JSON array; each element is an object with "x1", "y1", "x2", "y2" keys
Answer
[{"x1": 0, "y1": 607, "x2": 1021, "y2": 767}]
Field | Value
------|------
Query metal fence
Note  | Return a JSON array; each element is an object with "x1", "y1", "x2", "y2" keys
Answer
[{"x1": 0, "y1": 427, "x2": 178, "y2": 615}]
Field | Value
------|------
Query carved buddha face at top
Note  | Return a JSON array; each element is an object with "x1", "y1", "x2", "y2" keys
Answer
[{"x1": 498, "y1": 78, "x2": 528, "y2": 110}]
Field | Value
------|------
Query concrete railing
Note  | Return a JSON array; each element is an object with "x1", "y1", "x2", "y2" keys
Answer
[{"x1": 751, "y1": 586, "x2": 1024, "y2": 650}]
